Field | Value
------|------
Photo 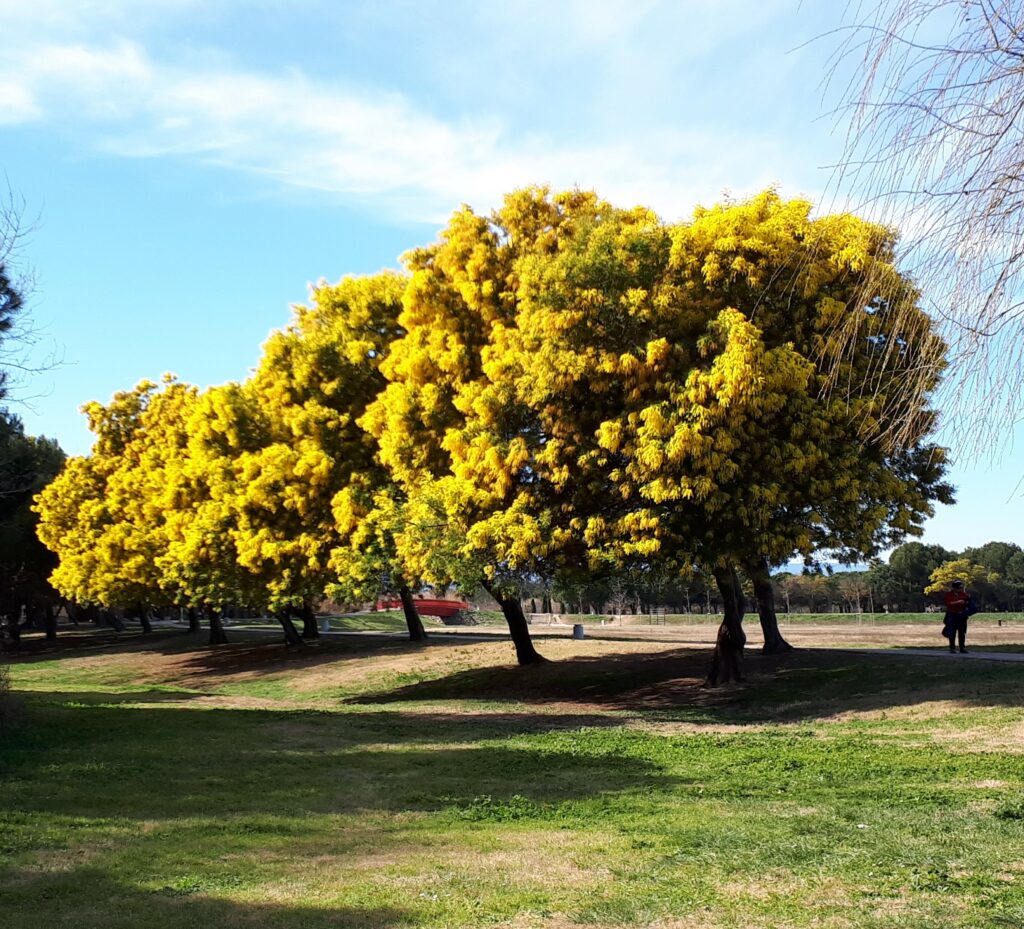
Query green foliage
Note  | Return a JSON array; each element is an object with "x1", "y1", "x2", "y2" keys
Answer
[
  {"x1": 888, "y1": 542, "x2": 955, "y2": 608},
  {"x1": 0, "y1": 411, "x2": 64, "y2": 625}
]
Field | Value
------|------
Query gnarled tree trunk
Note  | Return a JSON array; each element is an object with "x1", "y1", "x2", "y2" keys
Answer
[
  {"x1": 276, "y1": 610, "x2": 304, "y2": 646},
  {"x1": 706, "y1": 564, "x2": 747, "y2": 686},
  {"x1": 747, "y1": 557, "x2": 793, "y2": 654},
  {"x1": 297, "y1": 603, "x2": 319, "y2": 639},
  {"x1": 207, "y1": 607, "x2": 229, "y2": 645},
  {"x1": 44, "y1": 603, "x2": 57, "y2": 642},
  {"x1": 187, "y1": 607, "x2": 201, "y2": 633},
  {"x1": 481, "y1": 579, "x2": 545, "y2": 665},
  {"x1": 398, "y1": 584, "x2": 428, "y2": 642},
  {"x1": 134, "y1": 602, "x2": 152, "y2": 634}
]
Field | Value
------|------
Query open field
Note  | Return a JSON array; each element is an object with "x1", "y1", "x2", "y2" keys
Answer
[
  {"x1": 315, "y1": 611, "x2": 1024, "y2": 652},
  {"x1": 363, "y1": 609, "x2": 1024, "y2": 627},
  {"x1": 2, "y1": 624, "x2": 1024, "y2": 929}
]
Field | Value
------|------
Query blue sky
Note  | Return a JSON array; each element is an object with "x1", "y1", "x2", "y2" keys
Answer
[{"x1": 1, "y1": 0, "x2": 1021, "y2": 553}]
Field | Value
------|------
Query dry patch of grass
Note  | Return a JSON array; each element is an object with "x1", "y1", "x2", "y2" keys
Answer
[{"x1": 931, "y1": 719, "x2": 1024, "y2": 753}]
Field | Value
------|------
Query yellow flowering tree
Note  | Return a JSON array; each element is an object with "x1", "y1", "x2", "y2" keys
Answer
[
  {"x1": 665, "y1": 191, "x2": 951, "y2": 669},
  {"x1": 37, "y1": 377, "x2": 257, "y2": 645},
  {"x1": 245, "y1": 271, "x2": 428, "y2": 641},
  {"x1": 363, "y1": 188, "x2": 627, "y2": 664},
  {"x1": 35, "y1": 187, "x2": 952, "y2": 679},
  {"x1": 924, "y1": 560, "x2": 999, "y2": 600},
  {"x1": 34, "y1": 378, "x2": 197, "y2": 629},
  {"x1": 502, "y1": 189, "x2": 951, "y2": 681}
]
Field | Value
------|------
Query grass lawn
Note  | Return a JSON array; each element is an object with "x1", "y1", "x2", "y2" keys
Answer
[{"x1": 2, "y1": 626, "x2": 1023, "y2": 928}]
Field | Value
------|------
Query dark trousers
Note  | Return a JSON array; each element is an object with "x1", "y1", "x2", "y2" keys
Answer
[{"x1": 947, "y1": 615, "x2": 968, "y2": 650}]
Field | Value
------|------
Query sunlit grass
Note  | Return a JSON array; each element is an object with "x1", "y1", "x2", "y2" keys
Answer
[{"x1": 2, "y1": 630, "x2": 1023, "y2": 928}]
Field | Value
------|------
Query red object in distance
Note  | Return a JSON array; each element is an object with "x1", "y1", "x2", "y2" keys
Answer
[{"x1": 376, "y1": 597, "x2": 471, "y2": 618}]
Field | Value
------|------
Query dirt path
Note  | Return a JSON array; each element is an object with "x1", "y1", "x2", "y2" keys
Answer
[{"x1": 826, "y1": 647, "x2": 1024, "y2": 663}]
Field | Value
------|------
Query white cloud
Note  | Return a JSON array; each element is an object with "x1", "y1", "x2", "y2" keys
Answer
[
  {"x1": 0, "y1": 29, "x2": 817, "y2": 224},
  {"x1": 0, "y1": 82, "x2": 41, "y2": 124}
]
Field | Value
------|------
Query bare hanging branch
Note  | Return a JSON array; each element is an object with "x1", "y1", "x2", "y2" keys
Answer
[
  {"x1": 828, "y1": 0, "x2": 1024, "y2": 454},
  {"x1": 0, "y1": 179, "x2": 57, "y2": 404}
]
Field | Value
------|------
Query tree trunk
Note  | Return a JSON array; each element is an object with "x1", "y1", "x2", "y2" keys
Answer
[
  {"x1": 481, "y1": 579, "x2": 546, "y2": 665},
  {"x1": 44, "y1": 603, "x2": 57, "y2": 642},
  {"x1": 276, "y1": 611, "x2": 304, "y2": 646},
  {"x1": 297, "y1": 603, "x2": 319, "y2": 639},
  {"x1": 105, "y1": 609, "x2": 125, "y2": 632},
  {"x1": 207, "y1": 608, "x2": 229, "y2": 645},
  {"x1": 21, "y1": 606, "x2": 43, "y2": 631},
  {"x1": 134, "y1": 601, "x2": 152, "y2": 634},
  {"x1": 705, "y1": 565, "x2": 747, "y2": 686},
  {"x1": 398, "y1": 585, "x2": 428, "y2": 642},
  {"x1": 747, "y1": 558, "x2": 793, "y2": 654},
  {"x1": 187, "y1": 607, "x2": 201, "y2": 633}
]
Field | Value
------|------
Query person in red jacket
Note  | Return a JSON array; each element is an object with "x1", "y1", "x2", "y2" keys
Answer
[{"x1": 942, "y1": 579, "x2": 973, "y2": 653}]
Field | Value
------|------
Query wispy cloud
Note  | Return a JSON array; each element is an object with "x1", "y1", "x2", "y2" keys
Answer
[{"x1": 0, "y1": 1, "x2": 822, "y2": 224}]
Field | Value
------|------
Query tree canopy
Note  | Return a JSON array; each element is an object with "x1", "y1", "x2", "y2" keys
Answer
[{"x1": 34, "y1": 187, "x2": 953, "y2": 673}]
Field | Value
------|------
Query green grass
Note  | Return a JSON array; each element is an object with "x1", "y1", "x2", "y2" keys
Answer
[
  {"x1": 2, "y1": 631, "x2": 1023, "y2": 928},
  {"x1": 216, "y1": 611, "x2": 424, "y2": 632},
  {"x1": 223, "y1": 610, "x2": 498, "y2": 632}
]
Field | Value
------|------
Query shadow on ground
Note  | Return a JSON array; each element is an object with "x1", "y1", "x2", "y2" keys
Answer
[
  {"x1": 1, "y1": 865, "x2": 412, "y2": 929},
  {"x1": 1, "y1": 697, "x2": 673, "y2": 822},
  {"x1": 350, "y1": 646, "x2": 1024, "y2": 723},
  {"x1": 7, "y1": 629, "x2": 1024, "y2": 727},
  {"x1": 4, "y1": 626, "x2": 470, "y2": 680}
]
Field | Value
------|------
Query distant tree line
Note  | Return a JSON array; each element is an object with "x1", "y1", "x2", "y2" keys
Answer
[
  {"x1": 853, "y1": 541, "x2": 1024, "y2": 613},
  {"x1": 505, "y1": 538, "x2": 1022, "y2": 617}
]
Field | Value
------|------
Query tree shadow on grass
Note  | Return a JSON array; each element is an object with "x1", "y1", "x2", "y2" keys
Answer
[
  {"x1": 5, "y1": 626, "x2": 196, "y2": 661},
  {"x1": 350, "y1": 646, "x2": 1024, "y2": 724},
  {"x1": 349, "y1": 645, "x2": 707, "y2": 703},
  {"x1": 5, "y1": 626, "x2": 478, "y2": 682},
  {"x1": 1, "y1": 697, "x2": 673, "y2": 822},
  {"x1": 1, "y1": 865, "x2": 413, "y2": 929}
]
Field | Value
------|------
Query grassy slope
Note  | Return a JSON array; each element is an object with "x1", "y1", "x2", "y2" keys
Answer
[{"x1": 2, "y1": 630, "x2": 1023, "y2": 929}]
